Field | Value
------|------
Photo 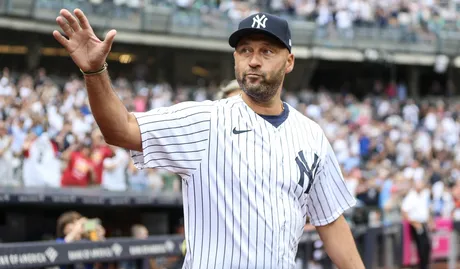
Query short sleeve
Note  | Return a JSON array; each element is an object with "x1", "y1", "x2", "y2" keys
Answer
[
  {"x1": 307, "y1": 135, "x2": 357, "y2": 226},
  {"x1": 130, "y1": 101, "x2": 213, "y2": 178}
]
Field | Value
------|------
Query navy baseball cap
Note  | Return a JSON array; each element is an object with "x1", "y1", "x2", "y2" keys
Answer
[{"x1": 229, "y1": 13, "x2": 292, "y2": 52}]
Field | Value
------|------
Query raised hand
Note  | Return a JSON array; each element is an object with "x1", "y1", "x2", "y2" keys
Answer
[{"x1": 53, "y1": 9, "x2": 117, "y2": 73}]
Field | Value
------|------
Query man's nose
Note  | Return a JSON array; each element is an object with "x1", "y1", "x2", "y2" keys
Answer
[{"x1": 248, "y1": 54, "x2": 262, "y2": 68}]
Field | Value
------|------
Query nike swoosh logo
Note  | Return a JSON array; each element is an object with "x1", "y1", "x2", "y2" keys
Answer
[{"x1": 232, "y1": 127, "x2": 252, "y2": 135}]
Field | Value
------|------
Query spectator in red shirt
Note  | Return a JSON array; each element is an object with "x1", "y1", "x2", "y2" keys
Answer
[
  {"x1": 90, "y1": 129, "x2": 113, "y2": 185},
  {"x1": 61, "y1": 139, "x2": 95, "y2": 187}
]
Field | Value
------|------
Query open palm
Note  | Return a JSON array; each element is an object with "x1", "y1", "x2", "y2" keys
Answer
[{"x1": 53, "y1": 9, "x2": 116, "y2": 73}]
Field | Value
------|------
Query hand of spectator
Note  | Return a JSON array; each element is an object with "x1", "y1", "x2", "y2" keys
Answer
[
  {"x1": 53, "y1": 9, "x2": 116, "y2": 73},
  {"x1": 64, "y1": 217, "x2": 87, "y2": 243}
]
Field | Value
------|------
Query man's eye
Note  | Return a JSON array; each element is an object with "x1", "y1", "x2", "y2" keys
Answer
[
  {"x1": 241, "y1": 48, "x2": 250, "y2": 53},
  {"x1": 263, "y1": 49, "x2": 273, "y2": 55}
]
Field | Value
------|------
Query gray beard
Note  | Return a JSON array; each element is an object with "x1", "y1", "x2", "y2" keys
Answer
[{"x1": 237, "y1": 74, "x2": 283, "y2": 103}]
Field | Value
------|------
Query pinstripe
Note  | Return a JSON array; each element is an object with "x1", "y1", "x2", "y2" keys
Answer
[
  {"x1": 199, "y1": 164, "x2": 205, "y2": 269},
  {"x1": 222, "y1": 105, "x2": 228, "y2": 268},
  {"x1": 260, "y1": 121, "x2": 265, "y2": 269},
  {"x1": 279, "y1": 130, "x2": 286, "y2": 269},
  {"x1": 254, "y1": 120, "x2": 258, "y2": 269},
  {"x1": 319, "y1": 180, "x2": 333, "y2": 214},
  {"x1": 213, "y1": 106, "x2": 220, "y2": 269},
  {"x1": 237, "y1": 109, "x2": 243, "y2": 269},
  {"x1": 229, "y1": 108, "x2": 235, "y2": 269},
  {"x1": 245, "y1": 120, "x2": 250, "y2": 269},
  {"x1": 139, "y1": 111, "x2": 211, "y2": 127},
  {"x1": 266, "y1": 122, "x2": 273, "y2": 269},
  {"x1": 135, "y1": 104, "x2": 213, "y2": 119},
  {"x1": 192, "y1": 174, "x2": 197, "y2": 258},
  {"x1": 141, "y1": 119, "x2": 210, "y2": 135},
  {"x1": 142, "y1": 128, "x2": 209, "y2": 142},
  {"x1": 205, "y1": 116, "x2": 212, "y2": 269}
]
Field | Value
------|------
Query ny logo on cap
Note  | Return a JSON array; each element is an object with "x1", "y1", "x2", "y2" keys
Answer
[{"x1": 252, "y1": 14, "x2": 268, "y2": 29}]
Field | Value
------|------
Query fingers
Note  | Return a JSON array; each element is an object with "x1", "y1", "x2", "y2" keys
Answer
[
  {"x1": 60, "y1": 9, "x2": 81, "y2": 33},
  {"x1": 74, "y1": 9, "x2": 91, "y2": 30},
  {"x1": 102, "y1": 29, "x2": 117, "y2": 54},
  {"x1": 52, "y1": 30, "x2": 69, "y2": 48},
  {"x1": 56, "y1": 16, "x2": 73, "y2": 37}
]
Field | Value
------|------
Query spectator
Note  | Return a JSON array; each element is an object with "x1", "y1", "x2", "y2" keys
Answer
[
  {"x1": 101, "y1": 145, "x2": 129, "y2": 191},
  {"x1": 56, "y1": 211, "x2": 106, "y2": 269},
  {"x1": 22, "y1": 131, "x2": 60, "y2": 188},
  {"x1": 61, "y1": 140, "x2": 95, "y2": 188},
  {"x1": 127, "y1": 159, "x2": 150, "y2": 191},
  {"x1": 91, "y1": 129, "x2": 114, "y2": 186},
  {"x1": 0, "y1": 121, "x2": 14, "y2": 186},
  {"x1": 401, "y1": 180, "x2": 432, "y2": 269}
]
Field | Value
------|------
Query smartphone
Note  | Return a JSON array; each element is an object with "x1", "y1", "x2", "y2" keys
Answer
[{"x1": 84, "y1": 218, "x2": 100, "y2": 232}]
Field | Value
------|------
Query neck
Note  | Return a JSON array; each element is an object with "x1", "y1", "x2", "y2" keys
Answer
[{"x1": 241, "y1": 91, "x2": 284, "y2": 116}]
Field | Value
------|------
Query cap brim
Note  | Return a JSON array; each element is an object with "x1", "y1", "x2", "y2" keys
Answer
[{"x1": 229, "y1": 28, "x2": 290, "y2": 52}]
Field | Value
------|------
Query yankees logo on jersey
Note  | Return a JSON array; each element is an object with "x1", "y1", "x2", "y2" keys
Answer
[
  {"x1": 131, "y1": 95, "x2": 355, "y2": 269},
  {"x1": 295, "y1": 150, "x2": 320, "y2": 195}
]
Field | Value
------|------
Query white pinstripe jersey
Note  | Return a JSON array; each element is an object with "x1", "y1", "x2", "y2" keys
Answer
[{"x1": 131, "y1": 95, "x2": 356, "y2": 269}]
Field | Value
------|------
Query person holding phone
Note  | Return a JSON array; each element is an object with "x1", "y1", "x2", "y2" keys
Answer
[{"x1": 56, "y1": 211, "x2": 106, "y2": 269}]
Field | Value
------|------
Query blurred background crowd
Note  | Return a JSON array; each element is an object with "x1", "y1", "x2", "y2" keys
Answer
[
  {"x1": 67, "y1": 0, "x2": 460, "y2": 38},
  {"x1": 1, "y1": 65, "x2": 460, "y2": 228}
]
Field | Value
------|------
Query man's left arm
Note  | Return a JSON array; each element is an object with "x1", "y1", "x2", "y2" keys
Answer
[
  {"x1": 306, "y1": 132, "x2": 364, "y2": 269},
  {"x1": 316, "y1": 215, "x2": 365, "y2": 269}
]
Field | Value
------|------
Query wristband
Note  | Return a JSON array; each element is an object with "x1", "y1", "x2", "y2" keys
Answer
[{"x1": 80, "y1": 62, "x2": 108, "y2": 76}]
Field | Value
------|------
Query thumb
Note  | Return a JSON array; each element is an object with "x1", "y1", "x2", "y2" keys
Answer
[{"x1": 102, "y1": 29, "x2": 117, "y2": 54}]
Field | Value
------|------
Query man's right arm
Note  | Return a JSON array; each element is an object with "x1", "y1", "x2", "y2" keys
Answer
[
  {"x1": 53, "y1": 9, "x2": 211, "y2": 175},
  {"x1": 84, "y1": 72, "x2": 141, "y2": 152},
  {"x1": 53, "y1": 8, "x2": 140, "y2": 150}
]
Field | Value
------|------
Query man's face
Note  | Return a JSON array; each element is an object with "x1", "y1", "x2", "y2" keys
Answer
[{"x1": 234, "y1": 34, "x2": 294, "y2": 103}]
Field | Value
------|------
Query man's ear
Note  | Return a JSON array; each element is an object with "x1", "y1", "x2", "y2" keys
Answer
[{"x1": 285, "y1": 53, "x2": 295, "y2": 74}]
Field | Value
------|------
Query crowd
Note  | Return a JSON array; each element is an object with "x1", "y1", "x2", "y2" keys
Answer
[
  {"x1": 0, "y1": 67, "x2": 182, "y2": 193},
  {"x1": 32, "y1": 0, "x2": 460, "y2": 41},
  {"x1": 1, "y1": 65, "x2": 460, "y2": 223}
]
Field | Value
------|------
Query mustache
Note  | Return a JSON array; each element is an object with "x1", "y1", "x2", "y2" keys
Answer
[{"x1": 243, "y1": 71, "x2": 265, "y2": 77}]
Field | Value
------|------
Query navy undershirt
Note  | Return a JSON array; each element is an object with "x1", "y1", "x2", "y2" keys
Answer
[{"x1": 258, "y1": 103, "x2": 289, "y2": 128}]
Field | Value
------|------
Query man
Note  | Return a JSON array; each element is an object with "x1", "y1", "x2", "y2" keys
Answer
[
  {"x1": 54, "y1": 10, "x2": 364, "y2": 269},
  {"x1": 217, "y1": 79, "x2": 242, "y2": 99},
  {"x1": 401, "y1": 180, "x2": 432, "y2": 269}
]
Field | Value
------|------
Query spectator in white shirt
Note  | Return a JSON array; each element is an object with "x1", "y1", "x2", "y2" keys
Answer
[
  {"x1": 0, "y1": 121, "x2": 15, "y2": 186},
  {"x1": 336, "y1": 8, "x2": 354, "y2": 39},
  {"x1": 102, "y1": 146, "x2": 129, "y2": 191},
  {"x1": 401, "y1": 180, "x2": 432, "y2": 269},
  {"x1": 402, "y1": 99, "x2": 419, "y2": 126}
]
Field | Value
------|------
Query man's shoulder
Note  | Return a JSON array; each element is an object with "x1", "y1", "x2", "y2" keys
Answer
[{"x1": 288, "y1": 105, "x2": 324, "y2": 134}]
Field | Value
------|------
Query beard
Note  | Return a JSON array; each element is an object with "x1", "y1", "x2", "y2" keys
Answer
[{"x1": 236, "y1": 65, "x2": 285, "y2": 103}]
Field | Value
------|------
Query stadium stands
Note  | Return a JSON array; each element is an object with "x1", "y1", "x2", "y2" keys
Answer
[{"x1": 1, "y1": 66, "x2": 459, "y2": 218}]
